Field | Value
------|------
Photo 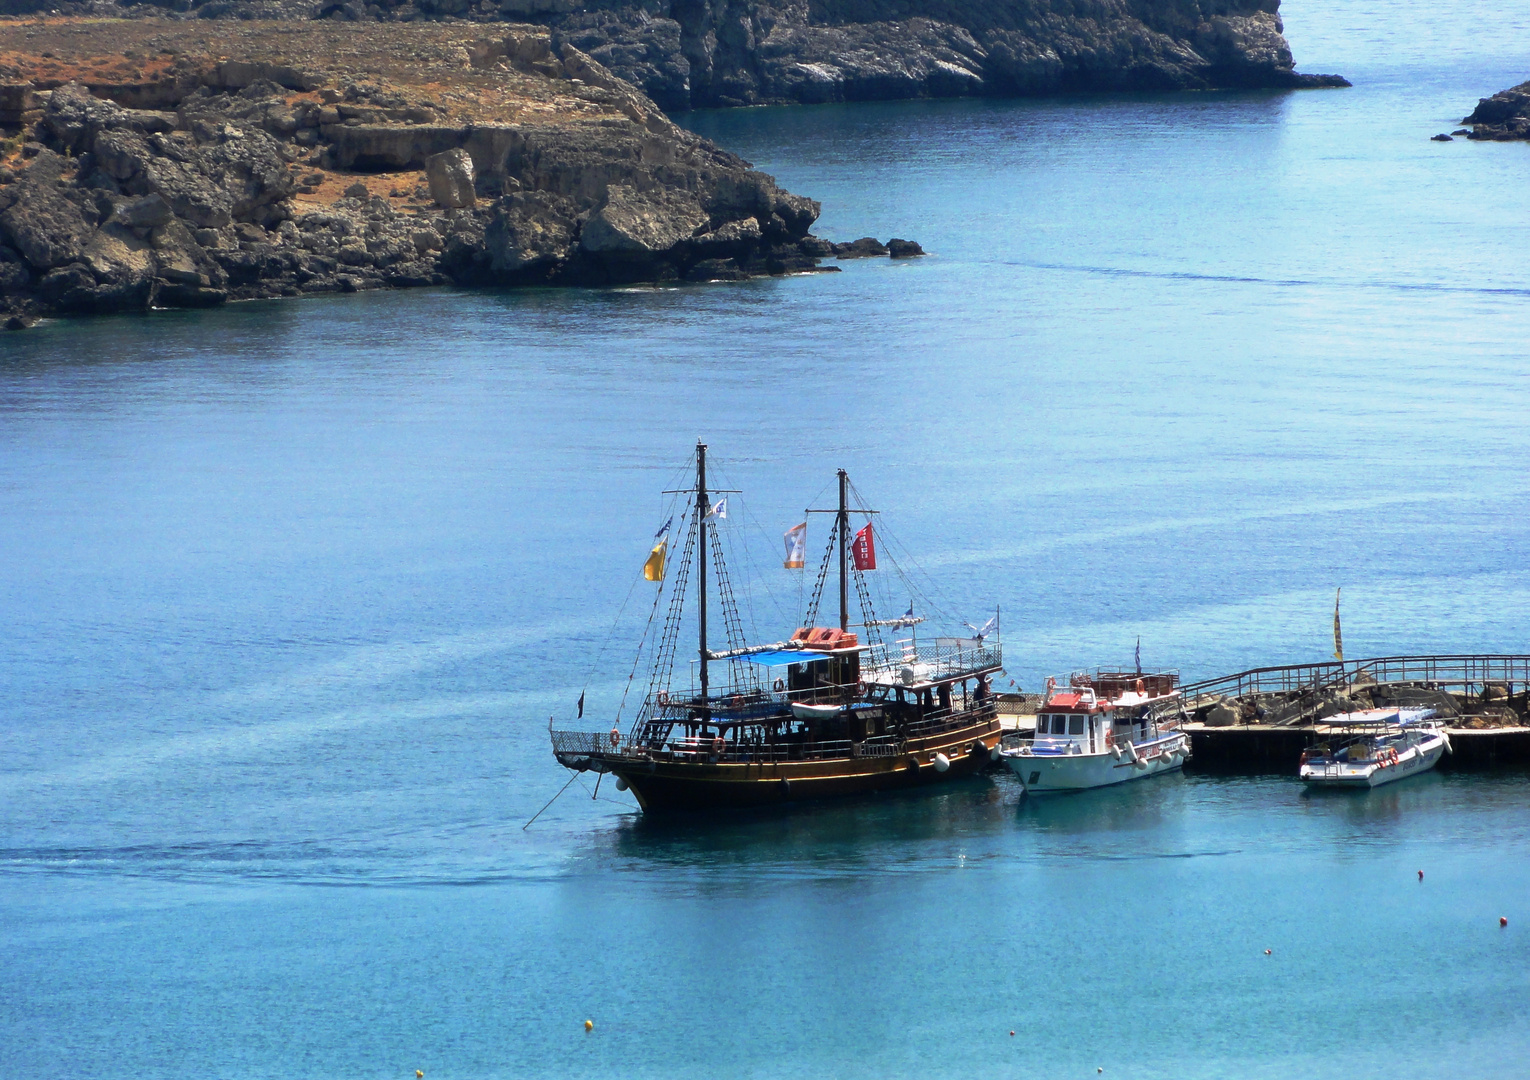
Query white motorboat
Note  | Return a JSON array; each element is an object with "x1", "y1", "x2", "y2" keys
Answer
[
  {"x1": 1299, "y1": 709, "x2": 1450, "y2": 788},
  {"x1": 1001, "y1": 670, "x2": 1189, "y2": 794}
]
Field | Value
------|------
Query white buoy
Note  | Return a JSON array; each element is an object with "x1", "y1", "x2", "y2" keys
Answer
[{"x1": 933, "y1": 753, "x2": 950, "y2": 773}]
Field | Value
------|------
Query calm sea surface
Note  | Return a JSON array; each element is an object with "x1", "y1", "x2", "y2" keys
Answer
[{"x1": 4, "y1": 2, "x2": 1530, "y2": 1077}]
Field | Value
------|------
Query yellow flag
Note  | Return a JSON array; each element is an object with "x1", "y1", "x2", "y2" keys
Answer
[
  {"x1": 1333, "y1": 587, "x2": 1343, "y2": 661},
  {"x1": 643, "y1": 537, "x2": 667, "y2": 582}
]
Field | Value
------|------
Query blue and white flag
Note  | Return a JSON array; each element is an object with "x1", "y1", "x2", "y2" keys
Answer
[
  {"x1": 1135, "y1": 637, "x2": 1142, "y2": 675},
  {"x1": 654, "y1": 516, "x2": 673, "y2": 539},
  {"x1": 706, "y1": 498, "x2": 727, "y2": 521}
]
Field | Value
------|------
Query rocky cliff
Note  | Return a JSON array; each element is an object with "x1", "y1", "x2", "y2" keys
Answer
[
  {"x1": 1464, "y1": 79, "x2": 1530, "y2": 141},
  {"x1": 1, "y1": 1, "x2": 1348, "y2": 112},
  {"x1": 0, "y1": 19, "x2": 909, "y2": 328}
]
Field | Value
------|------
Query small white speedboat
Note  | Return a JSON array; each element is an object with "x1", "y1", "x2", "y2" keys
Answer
[
  {"x1": 1001, "y1": 670, "x2": 1189, "y2": 794},
  {"x1": 1299, "y1": 709, "x2": 1450, "y2": 788}
]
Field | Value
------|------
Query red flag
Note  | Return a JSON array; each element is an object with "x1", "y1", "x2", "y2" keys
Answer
[{"x1": 851, "y1": 523, "x2": 876, "y2": 570}]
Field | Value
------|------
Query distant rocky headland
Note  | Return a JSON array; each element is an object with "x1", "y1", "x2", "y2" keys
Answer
[
  {"x1": 0, "y1": 3, "x2": 1349, "y2": 329},
  {"x1": 1, "y1": 19, "x2": 933, "y2": 328},
  {"x1": 1, "y1": 0, "x2": 1351, "y2": 112},
  {"x1": 1462, "y1": 79, "x2": 1530, "y2": 140}
]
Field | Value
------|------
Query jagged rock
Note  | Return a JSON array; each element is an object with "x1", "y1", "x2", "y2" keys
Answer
[
  {"x1": 581, "y1": 183, "x2": 708, "y2": 254},
  {"x1": 0, "y1": 150, "x2": 97, "y2": 270},
  {"x1": 887, "y1": 238, "x2": 923, "y2": 258},
  {"x1": 484, "y1": 191, "x2": 576, "y2": 275},
  {"x1": 1465, "y1": 79, "x2": 1530, "y2": 140},
  {"x1": 112, "y1": 194, "x2": 175, "y2": 229},
  {"x1": 834, "y1": 237, "x2": 887, "y2": 258},
  {"x1": 426, "y1": 147, "x2": 477, "y2": 208}
]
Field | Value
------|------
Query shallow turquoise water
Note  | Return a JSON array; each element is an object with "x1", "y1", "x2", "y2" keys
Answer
[{"x1": 4, "y1": 1, "x2": 1530, "y2": 1077}]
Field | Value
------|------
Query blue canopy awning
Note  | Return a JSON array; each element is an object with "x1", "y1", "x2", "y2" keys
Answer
[{"x1": 740, "y1": 650, "x2": 832, "y2": 667}]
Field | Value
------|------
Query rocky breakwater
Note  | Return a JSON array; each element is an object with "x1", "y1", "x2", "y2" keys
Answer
[
  {"x1": 1462, "y1": 79, "x2": 1530, "y2": 141},
  {"x1": 0, "y1": 20, "x2": 908, "y2": 329},
  {"x1": 10, "y1": 0, "x2": 1351, "y2": 112}
]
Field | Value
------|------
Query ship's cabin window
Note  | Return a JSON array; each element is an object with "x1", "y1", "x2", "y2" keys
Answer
[
  {"x1": 1068, "y1": 716, "x2": 1085, "y2": 736},
  {"x1": 1051, "y1": 715, "x2": 1068, "y2": 735}
]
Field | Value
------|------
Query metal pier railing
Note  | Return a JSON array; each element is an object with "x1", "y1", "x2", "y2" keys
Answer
[{"x1": 1159, "y1": 654, "x2": 1530, "y2": 717}]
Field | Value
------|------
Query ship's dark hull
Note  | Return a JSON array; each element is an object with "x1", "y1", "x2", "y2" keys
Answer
[{"x1": 604, "y1": 716, "x2": 1002, "y2": 811}]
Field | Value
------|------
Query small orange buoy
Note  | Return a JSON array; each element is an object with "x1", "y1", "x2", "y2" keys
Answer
[
  {"x1": 1501, "y1": 917, "x2": 1509, "y2": 927},
  {"x1": 1008, "y1": 1031, "x2": 1014, "y2": 1036},
  {"x1": 584, "y1": 1019, "x2": 594, "y2": 1031},
  {"x1": 1264, "y1": 949, "x2": 1272, "y2": 955}
]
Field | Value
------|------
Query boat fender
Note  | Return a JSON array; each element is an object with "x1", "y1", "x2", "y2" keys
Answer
[
  {"x1": 989, "y1": 745, "x2": 1002, "y2": 762},
  {"x1": 609, "y1": 727, "x2": 621, "y2": 747},
  {"x1": 774, "y1": 678, "x2": 785, "y2": 693},
  {"x1": 780, "y1": 777, "x2": 792, "y2": 796},
  {"x1": 970, "y1": 740, "x2": 987, "y2": 760},
  {"x1": 1124, "y1": 742, "x2": 1139, "y2": 763},
  {"x1": 933, "y1": 753, "x2": 950, "y2": 773},
  {"x1": 906, "y1": 756, "x2": 920, "y2": 774},
  {"x1": 1442, "y1": 731, "x2": 1453, "y2": 754},
  {"x1": 1134, "y1": 757, "x2": 1150, "y2": 770},
  {"x1": 614, "y1": 777, "x2": 629, "y2": 792}
]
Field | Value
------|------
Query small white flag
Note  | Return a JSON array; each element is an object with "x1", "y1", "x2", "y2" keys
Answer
[{"x1": 706, "y1": 498, "x2": 727, "y2": 520}]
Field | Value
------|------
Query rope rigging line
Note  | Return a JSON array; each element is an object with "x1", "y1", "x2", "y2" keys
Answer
[
  {"x1": 709, "y1": 523, "x2": 760, "y2": 692},
  {"x1": 802, "y1": 518, "x2": 839, "y2": 629},
  {"x1": 705, "y1": 461, "x2": 799, "y2": 634},
  {"x1": 720, "y1": 490, "x2": 798, "y2": 633},
  {"x1": 642, "y1": 497, "x2": 697, "y2": 721}
]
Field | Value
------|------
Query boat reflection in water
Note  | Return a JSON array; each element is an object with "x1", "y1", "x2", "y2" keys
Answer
[{"x1": 549, "y1": 442, "x2": 1004, "y2": 811}]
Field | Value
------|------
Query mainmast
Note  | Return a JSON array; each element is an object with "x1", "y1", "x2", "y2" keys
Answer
[
  {"x1": 696, "y1": 441, "x2": 709, "y2": 705},
  {"x1": 837, "y1": 468, "x2": 849, "y2": 632}
]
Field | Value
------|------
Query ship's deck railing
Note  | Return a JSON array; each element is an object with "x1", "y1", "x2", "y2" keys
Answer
[
  {"x1": 552, "y1": 702, "x2": 996, "y2": 766},
  {"x1": 862, "y1": 639, "x2": 1003, "y2": 685}
]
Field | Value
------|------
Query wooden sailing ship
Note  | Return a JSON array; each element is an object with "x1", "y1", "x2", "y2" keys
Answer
[{"x1": 548, "y1": 442, "x2": 1004, "y2": 811}]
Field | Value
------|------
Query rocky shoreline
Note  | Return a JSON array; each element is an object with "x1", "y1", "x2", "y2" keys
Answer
[
  {"x1": 0, "y1": 1, "x2": 1350, "y2": 112},
  {"x1": 0, "y1": 19, "x2": 928, "y2": 329},
  {"x1": 1461, "y1": 79, "x2": 1530, "y2": 140}
]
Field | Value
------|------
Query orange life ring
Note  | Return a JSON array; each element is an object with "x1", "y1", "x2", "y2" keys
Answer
[
  {"x1": 1135, "y1": 678, "x2": 1145, "y2": 694},
  {"x1": 1105, "y1": 728, "x2": 1115, "y2": 748},
  {"x1": 1046, "y1": 676, "x2": 1057, "y2": 694},
  {"x1": 609, "y1": 727, "x2": 621, "y2": 747},
  {"x1": 712, "y1": 736, "x2": 725, "y2": 754},
  {"x1": 656, "y1": 690, "x2": 669, "y2": 705}
]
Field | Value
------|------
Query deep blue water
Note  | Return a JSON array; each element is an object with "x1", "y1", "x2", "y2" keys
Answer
[{"x1": 4, "y1": 1, "x2": 1530, "y2": 1076}]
